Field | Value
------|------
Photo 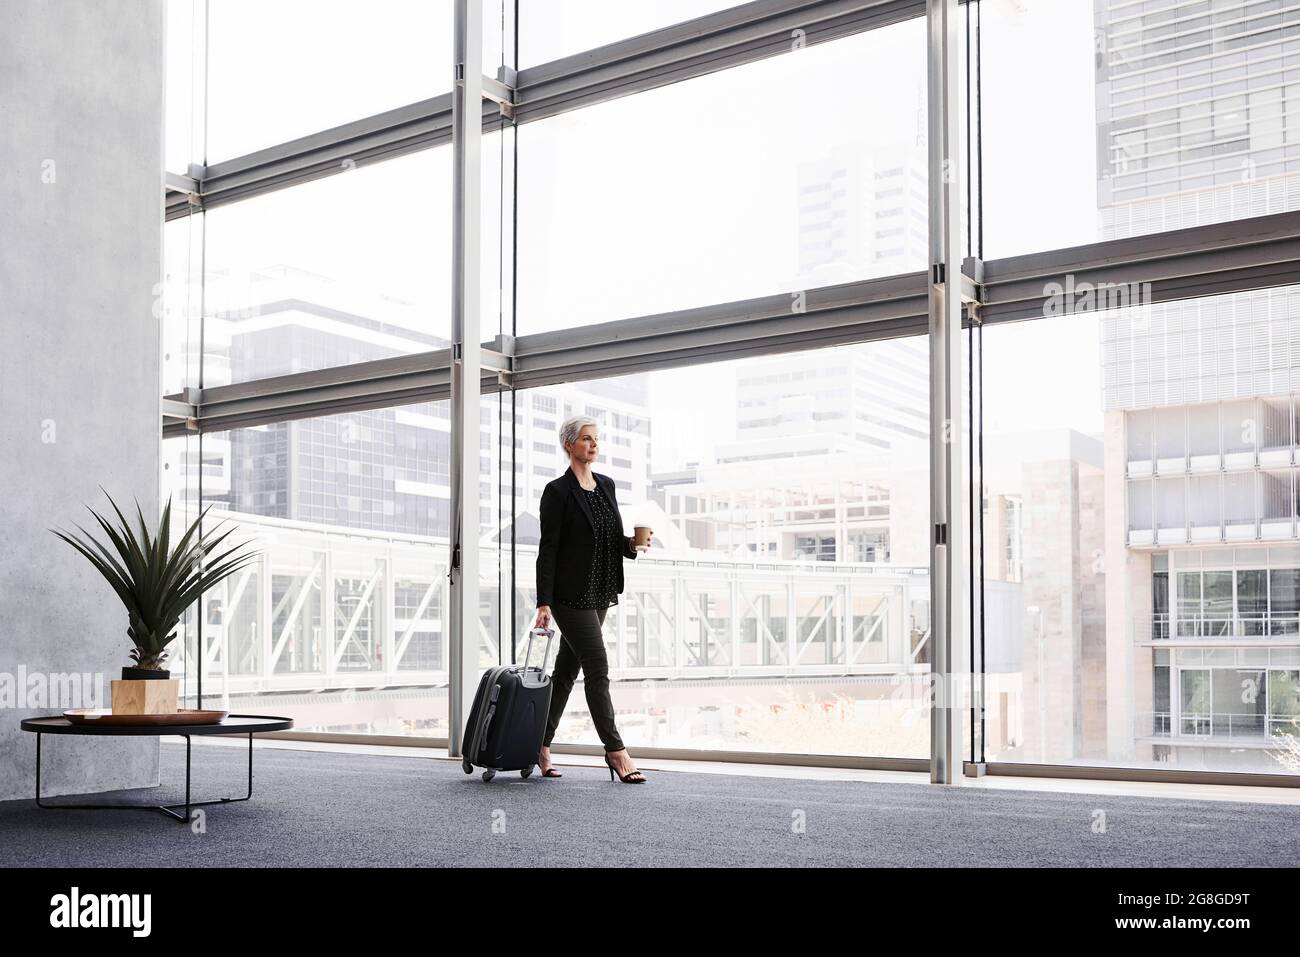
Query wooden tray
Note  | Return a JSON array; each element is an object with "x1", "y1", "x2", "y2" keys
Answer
[{"x1": 63, "y1": 708, "x2": 228, "y2": 726}]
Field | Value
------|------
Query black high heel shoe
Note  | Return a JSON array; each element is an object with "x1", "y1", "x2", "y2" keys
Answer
[{"x1": 604, "y1": 749, "x2": 646, "y2": 783}]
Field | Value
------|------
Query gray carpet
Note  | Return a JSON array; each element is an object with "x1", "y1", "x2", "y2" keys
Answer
[{"x1": 1, "y1": 742, "x2": 1295, "y2": 867}]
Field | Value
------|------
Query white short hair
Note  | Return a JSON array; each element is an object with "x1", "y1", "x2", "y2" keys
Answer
[{"x1": 559, "y1": 415, "x2": 599, "y2": 453}]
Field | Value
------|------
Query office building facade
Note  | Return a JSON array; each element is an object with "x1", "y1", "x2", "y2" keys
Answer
[{"x1": 1097, "y1": 0, "x2": 1300, "y2": 769}]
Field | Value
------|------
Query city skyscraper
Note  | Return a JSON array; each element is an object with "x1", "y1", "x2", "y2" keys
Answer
[{"x1": 1096, "y1": 0, "x2": 1300, "y2": 769}]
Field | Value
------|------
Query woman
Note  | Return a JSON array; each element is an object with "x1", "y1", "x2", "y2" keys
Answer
[{"x1": 534, "y1": 415, "x2": 652, "y2": 784}]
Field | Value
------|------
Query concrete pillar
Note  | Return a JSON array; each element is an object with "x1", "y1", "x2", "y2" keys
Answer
[{"x1": 0, "y1": 0, "x2": 164, "y2": 800}]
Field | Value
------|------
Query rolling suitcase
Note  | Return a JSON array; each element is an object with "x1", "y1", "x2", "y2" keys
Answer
[{"x1": 461, "y1": 627, "x2": 555, "y2": 782}]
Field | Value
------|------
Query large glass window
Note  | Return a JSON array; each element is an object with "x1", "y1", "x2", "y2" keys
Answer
[
  {"x1": 512, "y1": 338, "x2": 932, "y2": 758},
  {"x1": 162, "y1": 399, "x2": 512, "y2": 737},
  {"x1": 983, "y1": 0, "x2": 1300, "y2": 258},
  {"x1": 517, "y1": 22, "x2": 928, "y2": 334},
  {"x1": 205, "y1": 0, "x2": 452, "y2": 160},
  {"x1": 1203, "y1": 570, "x2": 1234, "y2": 634},
  {"x1": 981, "y1": 288, "x2": 1300, "y2": 774},
  {"x1": 1270, "y1": 669, "x2": 1300, "y2": 736},
  {"x1": 1210, "y1": 668, "x2": 1267, "y2": 737},
  {"x1": 1271, "y1": 568, "x2": 1300, "y2": 635},
  {"x1": 201, "y1": 151, "x2": 452, "y2": 384},
  {"x1": 156, "y1": 0, "x2": 1300, "y2": 783},
  {"x1": 161, "y1": 215, "x2": 203, "y2": 395},
  {"x1": 1180, "y1": 669, "x2": 1211, "y2": 736},
  {"x1": 1238, "y1": 567, "x2": 1268, "y2": 635}
]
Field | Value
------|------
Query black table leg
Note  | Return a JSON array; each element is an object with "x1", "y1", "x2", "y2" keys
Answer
[
  {"x1": 156, "y1": 732, "x2": 254, "y2": 822},
  {"x1": 35, "y1": 731, "x2": 257, "y2": 823}
]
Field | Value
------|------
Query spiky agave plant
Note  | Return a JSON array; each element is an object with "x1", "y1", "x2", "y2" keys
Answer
[{"x1": 51, "y1": 492, "x2": 259, "y2": 674}]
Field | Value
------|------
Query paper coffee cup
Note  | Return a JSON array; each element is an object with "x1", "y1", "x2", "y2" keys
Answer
[{"x1": 633, "y1": 525, "x2": 652, "y2": 547}]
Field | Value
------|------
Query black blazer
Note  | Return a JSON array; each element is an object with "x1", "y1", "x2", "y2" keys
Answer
[{"x1": 535, "y1": 466, "x2": 638, "y2": 608}]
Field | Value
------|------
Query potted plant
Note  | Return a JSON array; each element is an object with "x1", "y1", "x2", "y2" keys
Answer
[{"x1": 52, "y1": 492, "x2": 258, "y2": 713}]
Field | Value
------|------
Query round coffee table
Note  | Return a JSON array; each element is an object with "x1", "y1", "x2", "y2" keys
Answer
[{"x1": 21, "y1": 714, "x2": 293, "y2": 823}]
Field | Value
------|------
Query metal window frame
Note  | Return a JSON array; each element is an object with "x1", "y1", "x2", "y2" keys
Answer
[
  {"x1": 236, "y1": 731, "x2": 1300, "y2": 787},
  {"x1": 447, "y1": 0, "x2": 484, "y2": 758},
  {"x1": 167, "y1": 96, "x2": 509, "y2": 219},
  {"x1": 979, "y1": 209, "x2": 1300, "y2": 325},
  {"x1": 927, "y1": 0, "x2": 964, "y2": 785}
]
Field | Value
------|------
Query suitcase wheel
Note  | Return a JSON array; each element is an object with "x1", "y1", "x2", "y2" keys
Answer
[
  {"x1": 520, "y1": 765, "x2": 534, "y2": 778},
  {"x1": 482, "y1": 769, "x2": 496, "y2": 783},
  {"x1": 462, "y1": 758, "x2": 473, "y2": 774}
]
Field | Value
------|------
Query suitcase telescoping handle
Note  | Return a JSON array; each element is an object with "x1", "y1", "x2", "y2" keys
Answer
[{"x1": 522, "y1": 626, "x2": 555, "y2": 676}]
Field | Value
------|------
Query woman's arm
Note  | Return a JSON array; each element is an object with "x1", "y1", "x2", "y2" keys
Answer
[
  {"x1": 602, "y1": 477, "x2": 641, "y2": 560},
  {"x1": 535, "y1": 482, "x2": 562, "y2": 607}
]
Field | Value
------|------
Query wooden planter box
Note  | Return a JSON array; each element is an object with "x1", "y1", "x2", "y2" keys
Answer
[{"x1": 111, "y1": 679, "x2": 179, "y2": 715}]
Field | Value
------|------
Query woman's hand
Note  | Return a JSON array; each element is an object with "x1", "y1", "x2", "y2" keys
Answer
[{"x1": 535, "y1": 605, "x2": 552, "y2": 630}]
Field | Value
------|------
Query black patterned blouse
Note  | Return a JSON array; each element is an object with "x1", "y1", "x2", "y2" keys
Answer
[{"x1": 565, "y1": 484, "x2": 620, "y2": 609}]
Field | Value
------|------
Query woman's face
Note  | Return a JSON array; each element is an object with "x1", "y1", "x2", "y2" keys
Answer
[{"x1": 568, "y1": 425, "x2": 598, "y2": 463}]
